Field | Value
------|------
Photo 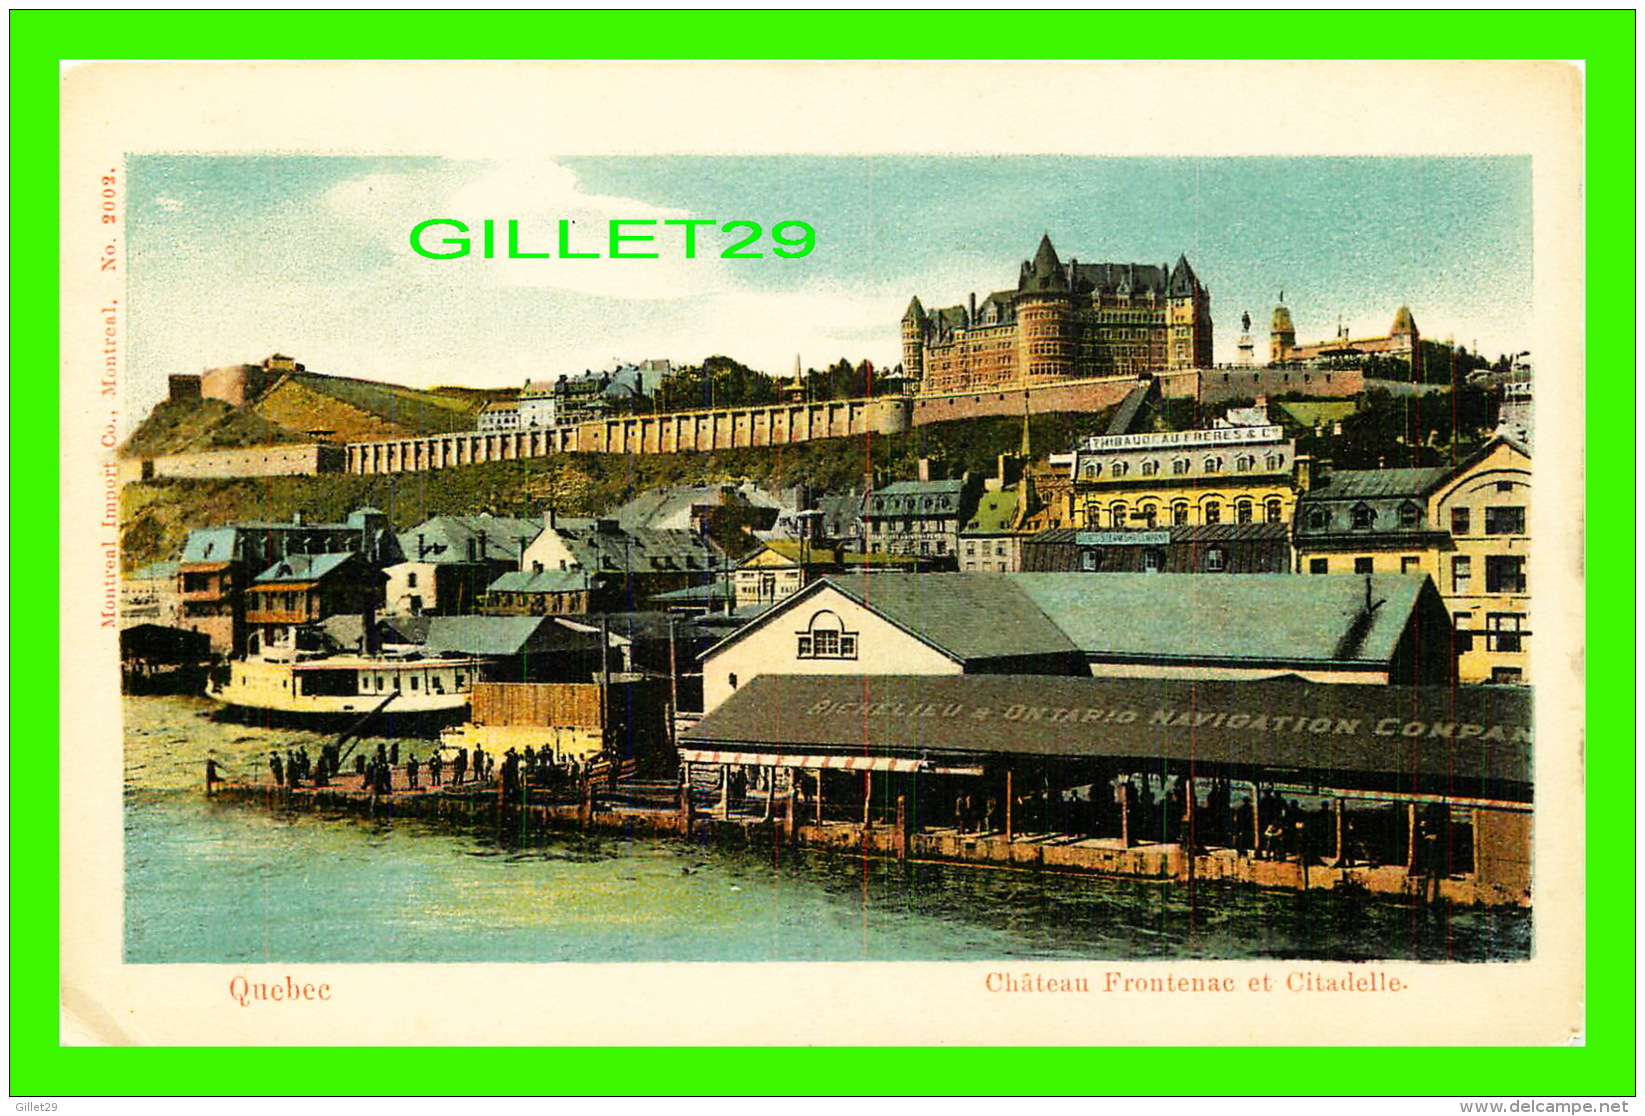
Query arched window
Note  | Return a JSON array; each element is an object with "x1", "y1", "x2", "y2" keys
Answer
[
  {"x1": 1172, "y1": 501, "x2": 1190, "y2": 526},
  {"x1": 1109, "y1": 502, "x2": 1128, "y2": 528},
  {"x1": 1235, "y1": 455, "x2": 1255, "y2": 473},
  {"x1": 1082, "y1": 461, "x2": 1101, "y2": 479},
  {"x1": 1236, "y1": 499, "x2": 1254, "y2": 524},
  {"x1": 1308, "y1": 507, "x2": 1329, "y2": 530},
  {"x1": 1204, "y1": 456, "x2": 1223, "y2": 474},
  {"x1": 1139, "y1": 503, "x2": 1159, "y2": 527},
  {"x1": 796, "y1": 609, "x2": 858, "y2": 660},
  {"x1": 1265, "y1": 498, "x2": 1284, "y2": 524},
  {"x1": 1140, "y1": 459, "x2": 1160, "y2": 477},
  {"x1": 1266, "y1": 453, "x2": 1284, "y2": 471},
  {"x1": 1111, "y1": 461, "x2": 1129, "y2": 478},
  {"x1": 1204, "y1": 500, "x2": 1223, "y2": 525},
  {"x1": 1172, "y1": 458, "x2": 1190, "y2": 475}
]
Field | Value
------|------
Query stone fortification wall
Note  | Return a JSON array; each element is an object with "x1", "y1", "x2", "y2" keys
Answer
[
  {"x1": 910, "y1": 371, "x2": 1200, "y2": 426},
  {"x1": 344, "y1": 396, "x2": 912, "y2": 475},
  {"x1": 118, "y1": 443, "x2": 346, "y2": 484},
  {"x1": 1198, "y1": 365, "x2": 1363, "y2": 405}
]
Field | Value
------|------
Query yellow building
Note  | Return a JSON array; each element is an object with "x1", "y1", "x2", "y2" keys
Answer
[
  {"x1": 1292, "y1": 436, "x2": 1531, "y2": 684},
  {"x1": 1431, "y1": 438, "x2": 1532, "y2": 684},
  {"x1": 1057, "y1": 423, "x2": 1306, "y2": 530}
]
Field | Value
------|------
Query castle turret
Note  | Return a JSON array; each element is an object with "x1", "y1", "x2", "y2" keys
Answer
[
  {"x1": 901, "y1": 296, "x2": 928, "y2": 382},
  {"x1": 1270, "y1": 302, "x2": 1296, "y2": 364},
  {"x1": 1166, "y1": 254, "x2": 1212, "y2": 369},
  {"x1": 1390, "y1": 304, "x2": 1422, "y2": 378},
  {"x1": 1015, "y1": 235, "x2": 1074, "y2": 382}
]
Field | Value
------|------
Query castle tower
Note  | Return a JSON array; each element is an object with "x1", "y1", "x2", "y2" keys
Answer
[
  {"x1": 1166, "y1": 255, "x2": 1212, "y2": 369},
  {"x1": 1390, "y1": 305, "x2": 1422, "y2": 379},
  {"x1": 1270, "y1": 301, "x2": 1296, "y2": 364},
  {"x1": 901, "y1": 296, "x2": 928, "y2": 382},
  {"x1": 1015, "y1": 234, "x2": 1074, "y2": 382}
]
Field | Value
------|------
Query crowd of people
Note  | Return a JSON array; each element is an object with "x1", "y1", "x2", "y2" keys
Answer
[{"x1": 262, "y1": 739, "x2": 599, "y2": 802}]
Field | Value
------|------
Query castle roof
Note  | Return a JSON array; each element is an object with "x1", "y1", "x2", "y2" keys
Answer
[
  {"x1": 1070, "y1": 261, "x2": 1169, "y2": 297},
  {"x1": 1168, "y1": 254, "x2": 1201, "y2": 297},
  {"x1": 1019, "y1": 234, "x2": 1069, "y2": 295},
  {"x1": 1391, "y1": 305, "x2": 1418, "y2": 336},
  {"x1": 902, "y1": 296, "x2": 926, "y2": 322},
  {"x1": 1271, "y1": 305, "x2": 1295, "y2": 333}
]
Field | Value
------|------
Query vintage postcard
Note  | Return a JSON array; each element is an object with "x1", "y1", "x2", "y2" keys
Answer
[{"x1": 60, "y1": 59, "x2": 1585, "y2": 1047}]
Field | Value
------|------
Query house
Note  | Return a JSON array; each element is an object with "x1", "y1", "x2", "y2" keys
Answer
[
  {"x1": 1428, "y1": 436, "x2": 1532, "y2": 684},
  {"x1": 1061, "y1": 423, "x2": 1305, "y2": 531},
  {"x1": 959, "y1": 489, "x2": 1024, "y2": 572},
  {"x1": 244, "y1": 551, "x2": 384, "y2": 652},
  {"x1": 699, "y1": 573, "x2": 1088, "y2": 714},
  {"x1": 1292, "y1": 465, "x2": 1456, "y2": 580},
  {"x1": 175, "y1": 507, "x2": 400, "y2": 655},
  {"x1": 475, "y1": 398, "x2": 521, "y2": 432},
  {"x1": 1019, "y1": 523, "x2": 1291, "y2": 575},
  {"x1": 483, "y1": 568, "x2": 599, "y2": 616},
  {"x1": 699, "y1": 570, "x2": 1456, "y2": 714},
  {"x1": 731, "y1": 539, "x2": 918, "y2": 609},
  {"x1": 120, "y1": 561, "x2": 182, "y2": 628},
  {"x1": 860, "y1": 463, "x2": 977, "y2": 565},
  {"x1": 423, "y1": 614, "x2": 621, "y2": 684},
  {"x1": 519, "y1": 511, "x2": 727, "y2": 611},
  {"x1": 387, "y1": 513, "x2": 544, "y2": 616}
]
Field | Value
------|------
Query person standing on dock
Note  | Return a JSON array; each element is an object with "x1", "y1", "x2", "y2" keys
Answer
[
  {"x1": 269, "y1": 752, "x2": 284, "y2": 787},
  {"x1": 429, "y1": 751, "x2": 443, "y2": 786},
  {"x1": 453, "y1": 748, "x2": 468, "y2": 785},
  {"x1": 389, "y1": 741, "x2": 399, "y2": 767},
  {"x1": 406, "y1": 754, "x2": 420, "y2": 791},
  {"x1": 471, "y1": 747, "x2": 486, "y2": 784},
  {"x1": 205, "y1": 756, "x2": 227, "y2": 795}
]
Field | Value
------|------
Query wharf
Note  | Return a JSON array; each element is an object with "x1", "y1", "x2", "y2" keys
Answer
[{"x1": 209, "y1": 773, "x2": 1526, "y2": 908}]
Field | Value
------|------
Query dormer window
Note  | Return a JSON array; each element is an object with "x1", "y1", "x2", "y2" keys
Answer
[
  {"x1": 1083, "y1": 462, "x2": 1101, "y2": 478},
  {"x1": 1398, "y1": 502, "x2": 1421, "y2": 529},
  {"x1": 1204, "y1": 456, "x2": 1223, "y2": 474},
  {"x1": 1172, "y1": 458, "x2": 1190, "y2": 475},
  {"x1": 1308, "y1": 507, "x2": 1329, "y2": 530},
  {"x1": 796, "y1": 610, "x2": 858, "y2": 660},
  {"x1": 1235, "y1": 455, "x2": 1254, "y2": 473},
  {"x1": 1140, "y1": 460, "x2": 1159, "y2": 477},
  {"x1": 1351, "y1": 503, "x2": 1377, "y2": 530},
  {"x1": 1111, "y1": 461, "x2": 1128, "y2": 478}
]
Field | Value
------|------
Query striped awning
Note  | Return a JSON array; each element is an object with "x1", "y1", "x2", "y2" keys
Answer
[{"x1": 677, "y1": 749, "x2": 979, "y2": 776}]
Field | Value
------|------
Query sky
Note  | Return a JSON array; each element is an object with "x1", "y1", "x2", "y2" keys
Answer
[{"x1": 125, "y1": 155, "x2": 1532, "y2": 431}]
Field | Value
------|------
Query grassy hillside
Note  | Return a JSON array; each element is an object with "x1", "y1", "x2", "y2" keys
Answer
[
  {"x1": 292, "y1": 372, "x2": 479, "y2": 435},
  {"x1": 119, "y1": 408, "x2": 1118, "y2": 570},
  {"x1": 118, "y1": 398, "x2": 309, "y2": 458}
]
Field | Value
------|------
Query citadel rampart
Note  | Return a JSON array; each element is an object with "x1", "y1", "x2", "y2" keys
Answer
[{"x1": 120, "y1": 366, "x2": 1359, "y2": 483}]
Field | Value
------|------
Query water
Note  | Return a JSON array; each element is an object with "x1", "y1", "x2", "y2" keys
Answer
[{"x1": 125, "y1": 696, "x2": 1531, "y2": 964}]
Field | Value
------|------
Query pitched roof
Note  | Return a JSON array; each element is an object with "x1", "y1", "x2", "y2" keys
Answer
[
  {"x1": 128, "y1": 560, "x2": 180, "y2": 581},
  {"x1": 180, "y1": 526, "x2": 239, "y2": 564},
  {"x1": 684, "y1": 674, "x2": 1530, "y2": 791},
  {"x1": 963, "y1": 490, "x2": 1020, "y2": 534},
  {"x1": 252, "y1": 552, "x2": 358, "y2": 584},
  {"x1": 424, "y1": 615, "x2": 598, "y2": 657},
  {"x1": 1167, "y1": 254, "x2": 1200, "y2": 297},
  {"x1": 1020, "y1": 234, "x2": 1069, "y2": 294},
  {"x1": 399, "y1": 514, "x2": 544, "y2": 564},
  {"x1": 719, "y1": 573, "x2": 1080, "y2": 664},
  {"x1": 1304, "y1": 467, "x2": 1453, "y2": 501},
  {"x1": 1072, "y1": 261, "x2": 1169, "y2": 296},
  {"x1": 487, "y1": 569, "x2": 595, "y2": 594},
  {"x1": 1005, "y1": 572, "x2": 1431, "y2": 668}
]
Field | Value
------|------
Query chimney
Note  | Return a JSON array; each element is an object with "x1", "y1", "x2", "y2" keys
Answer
[
  {"x1": 417, "y1": 533, "x2": 428, "y2": 559},
  {"x1": 544, "y1": 508, "x2": 557, "y2": 531},
  {"x1": 293, "y1": 511, "x2": 304, "y2": 526},
  {"x1": 478, "y1": 530, "x2": 489, "y2": 561},
  {"x1": 1294, "y1": 455, "x2": 1314, "y2": 493},
  {"x1": 917, "y1": 457, "x2": 932, "y2": 483},
  {"x1": 968, "y1": 292, "x2": 977, "y2": 323}
]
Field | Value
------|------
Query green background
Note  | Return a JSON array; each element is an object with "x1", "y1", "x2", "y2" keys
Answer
[{"x1": 11, "y1": 10, "x2": 1635, "y2": 1097}]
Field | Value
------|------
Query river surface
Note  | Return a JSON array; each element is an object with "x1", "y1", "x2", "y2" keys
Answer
[{"x1": 125, "y1": 696, "x2": 1532, "y2": 964}]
